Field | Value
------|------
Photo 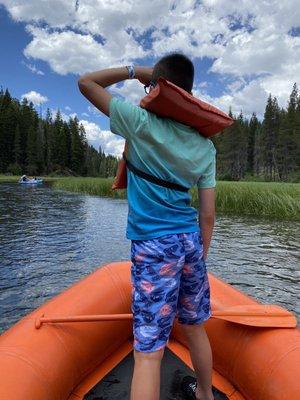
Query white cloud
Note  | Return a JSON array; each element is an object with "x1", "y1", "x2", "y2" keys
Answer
[
  {"x1": 87, "y1": 105, "x2": 101, "y2": 116},
  {"x1": 22, "y1": 23, "x2": 145, "y2": 76},
  {"x1": 1, "y1": 0, "x2": 169, "y2": 38},
  {"x1": 81, "y1": 112, "x2": 89, "y2": 117},
  {"x1": 65, "y1": 106, "x2": 71, "y2": 111},
  {"x1": 194, "y1": 77, "x2": 297, "y2": 120},
  {"x1": 2, "y1": 0, "x2": 299, "y2": 117},
  {"x1": 49, "y1": 109, "x2": 72, "y2": 122},
  {"x1": 22, "y1": 61, "x2": 44, "y2": 75},
  {"x1": 21, "y1": 90, "x2": 48, "y2": 105},
  {"x1": 215, "y1": 80, "x2": 269, "y2": 119},
  {"x1": 79, "y1": 119, "x2": 124, "y2": 157},
  {"x1": 23, "y1": 26, "x2": 109, "y2": 76},
  {"x1": 111, "y1": 79, "x2": 146, "y2": 105},
  {"x1": 198, "y1": 81, "x2": 209, "y2": 89},
  {"x1": 1, "y1": 0, "x2": 75, "y2": 27},
  {"x1": 210, "y1": 31, "x2": 300, "y2": 78},
  {"x1": 226, "y1": 79, "x2": 246, "y2": 93}
]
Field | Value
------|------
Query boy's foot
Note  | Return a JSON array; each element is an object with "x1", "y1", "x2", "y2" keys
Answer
[{"x1": 180, "y1": 376, "x2": 214, "y2": 400}]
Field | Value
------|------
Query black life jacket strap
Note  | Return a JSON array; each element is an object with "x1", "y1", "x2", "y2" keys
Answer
[{"x1": 123, "y1": 153, "x2": 189, "y2": 192}]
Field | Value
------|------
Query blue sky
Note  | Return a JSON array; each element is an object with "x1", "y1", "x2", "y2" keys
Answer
[
  {"x1": 0, "y1": 7, "x2": 92, "y2": 122},
  {"x1": 0, "y1": 1, "x2": 299, "y2": 156}
]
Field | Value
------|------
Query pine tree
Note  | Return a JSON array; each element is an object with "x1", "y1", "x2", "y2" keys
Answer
[
  {"x1": 36, "y1": 119, "x2": 45, "y2": 173},
  {"x1": 99, "y1": 157, "x2": 107, "y2": 177},
  {"x1": 14, "y1": 124, "x2": 22, "y2": 166},
  {"x1": 70, "y1": 117, "x2": 85, "y2": 174},
  {"x1": 79, "y1": 123, "x2": 88, "y2": 175},
  {"x1": 44, "y1": 108, "x2": 53, "y2": 174},
  {"x1": 215, "y1": 110, "x2": 248, "y2": 180},
  {"x1": 0, "y1": 91, "x2": 16, "y2": 172},
  {"x1": 52, "y1": 110, "x2": 64, "y2": 169},
  {"x1": 0, "y1": 88, "x2": 12, "y2": 112},
  {"x1": 253, "y1": 124, "x2": 264, "y2": 177},
  {"x1": 295, "y1": 87, "x2": 300, "y2": 177},
  {"x1": 19, "y1": 98, "x2": 38, "y2": 168},
  {"x1": 248, "y1": 113, "x2": 259, "y2": 174},
  {"x1": 279, "y1": 83, "x2": 299, "y2": 179},
  {"x1": 261, "y1": 95, "x2": 280, "y2": 180},
  {"x1": 26, "y1": 126, "x2": 38, "y2": 174},
  {"x1": 61, "y1": 123, "x2": 72, "y2": 169},
  {"x1": 0, "y1": 83, "x2": 297, "y2": 180}
]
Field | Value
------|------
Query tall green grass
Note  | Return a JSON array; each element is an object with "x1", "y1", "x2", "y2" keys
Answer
[
  {"x1": 51, "y1": 177, "x2": 126, "y2": 199},
  {"x1": 2, "y1": 175, "x2": 299, "y2": 220},
  {"x1": 0, "y1": 175, "x2": 19, "y2": 182},
  {"x1": 191, "y1": 181, "x2": 300, "y2": 220},
  {"x1": 52, "y1": 178, "x2": 299, "y2": 220},
  {"x1": 0, "y1": 175, "x2": 61, "y2": 183}
]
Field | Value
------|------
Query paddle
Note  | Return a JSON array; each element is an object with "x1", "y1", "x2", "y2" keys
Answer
[
  {"x1": 211, "y1": 305, "x2": 297, "y2": 328},
  {"x1": 35, "y1": 304, "x2": 297, "y2": 329}
]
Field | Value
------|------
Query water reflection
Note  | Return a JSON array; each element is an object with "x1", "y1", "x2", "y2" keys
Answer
[{"x1": 0, "y1": 183, "x2": 299, "y2": 333}]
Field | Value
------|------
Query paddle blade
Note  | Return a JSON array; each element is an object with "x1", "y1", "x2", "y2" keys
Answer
[{"x1": 212, "y1": 305, "x2": 297, "y2": 328}]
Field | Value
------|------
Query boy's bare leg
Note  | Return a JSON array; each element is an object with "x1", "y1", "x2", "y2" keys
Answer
[
  {"x1": 130, "y1": 348, "x2": 164, "y2": 400},
  {"x1": 180, "y1": 323, "x2": 214, "y2": 400}
]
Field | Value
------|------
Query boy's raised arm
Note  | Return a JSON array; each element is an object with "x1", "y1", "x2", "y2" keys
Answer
[{"x1": 77, "y1": 66, "x2": 153, "y2": 116}]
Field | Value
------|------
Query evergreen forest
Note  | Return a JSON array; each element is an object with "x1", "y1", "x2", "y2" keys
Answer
[{"x1": 0, "y1": 83, "x2": 299, "y2": 182}]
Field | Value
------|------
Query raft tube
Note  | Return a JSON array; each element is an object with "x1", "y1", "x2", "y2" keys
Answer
[{"x1": 0, "y1": 262, "x2": 299, "y2": 400}]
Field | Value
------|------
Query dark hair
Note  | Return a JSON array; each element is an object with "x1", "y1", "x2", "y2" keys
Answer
[{"x1": 152, "y1": 53, "x2": 194, "y2": 93}]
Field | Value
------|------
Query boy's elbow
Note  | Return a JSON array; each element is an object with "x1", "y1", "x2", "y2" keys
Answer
[
  {"x1": 77, "y1": 77, "x2": 94, "y2": 97},
  {"x1": 78, "y1": 76, "x2": 89, "y2": 88}
]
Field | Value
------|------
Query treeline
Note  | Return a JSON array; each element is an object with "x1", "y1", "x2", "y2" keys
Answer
[
  {"x1": 0, "y1": 84, "x2": 299, "y2": 181},
  {"x1": 213, "y1": 83, "x2": 299, "y2": 181},
  {"x1": 0, "y1": 88, "x2": 118, "y2": 177}
]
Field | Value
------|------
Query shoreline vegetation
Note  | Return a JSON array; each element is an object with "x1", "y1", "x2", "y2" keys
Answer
[
  {"x1": 0, "y1": 84, "x2": 299, "y2": 183},
  {"x1": 1, "y1": 175, "x2": 299, "y2": 221}
]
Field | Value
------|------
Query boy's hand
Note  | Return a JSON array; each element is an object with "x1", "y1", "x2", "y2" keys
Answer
[{"x1": 135, "y1": 66, "x2": 153, "y2": 85}]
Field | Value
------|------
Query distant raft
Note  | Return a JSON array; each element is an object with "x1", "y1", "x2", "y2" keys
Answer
[
  {"x1": 0, "y1": 261, "x2": 299, "y2": 400},
  {"x1": 18, "y1": 178, "x2": 43, "y2": 184}
]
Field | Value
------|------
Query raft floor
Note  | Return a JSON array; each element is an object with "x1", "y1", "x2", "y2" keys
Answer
[{"x1": 84, "y1": 347, "x2": 227, "y2": 400}]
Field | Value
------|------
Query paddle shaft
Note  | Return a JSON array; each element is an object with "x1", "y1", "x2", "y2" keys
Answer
[{"x1": 35, "y1": 308, "x2": 296, "y2": 329}]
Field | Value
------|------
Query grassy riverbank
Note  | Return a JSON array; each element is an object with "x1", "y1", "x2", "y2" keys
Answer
[
  {"x1": 52, "y1": 177, "x2": 126, "y2": 199},
  {"x1": 1, "y1": 175, "x2": 299, "y2": 220},
  {"x1": 0, "y1": 175, "x2": 19, "y2": 182},
  {"x1": 0, "y1": 175, "x2": 59, "y2": 182},
  {"x1": 52, "y1": 178, "x2": 300, "y2": 220},
  {"x1": 53, "y1": 178, "x2": 300, "y2": 220},
  {"x1": 191, "y1": 181, "x2": 299, "y2": 220}
]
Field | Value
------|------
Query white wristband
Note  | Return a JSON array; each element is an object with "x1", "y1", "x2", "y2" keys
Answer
[{"x1": 126, "y1": 65, "x2": 135, "y2": 79}]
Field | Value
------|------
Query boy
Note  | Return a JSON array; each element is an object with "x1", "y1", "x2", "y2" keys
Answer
[{"x1": 78, "y1": 53, "x2": 216, "y2": 400}]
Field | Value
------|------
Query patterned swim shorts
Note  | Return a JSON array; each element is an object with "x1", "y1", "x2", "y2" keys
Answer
[{"x1": 130, "y1": 231, "x2": 212, "y2": 353}]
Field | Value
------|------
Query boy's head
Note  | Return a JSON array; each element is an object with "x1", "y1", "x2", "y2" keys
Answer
[{"x1": 152, "y1": 53, "x2": 194, "y2": 93}]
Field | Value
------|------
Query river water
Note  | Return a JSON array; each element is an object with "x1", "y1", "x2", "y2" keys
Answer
[{"x1": 0, "y1": 182, "x2": 299, "y2": 333}]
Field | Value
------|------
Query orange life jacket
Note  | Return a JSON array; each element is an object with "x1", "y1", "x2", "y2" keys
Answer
[{"x1": 112, "y1": 77, "x2": 234, "y2": 190}]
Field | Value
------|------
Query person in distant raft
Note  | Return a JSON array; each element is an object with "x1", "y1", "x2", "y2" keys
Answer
[{"x1": 78, "y1": 53, "x2": 216, "y2": 400}]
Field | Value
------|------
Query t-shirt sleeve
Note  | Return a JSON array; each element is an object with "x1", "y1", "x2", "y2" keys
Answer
[
  {"x1": 197, "y1": 142, "x2": 217, "y2": 189},
  {"x1": 109, "y1": 97, "x2": 148, "y2": 140}
]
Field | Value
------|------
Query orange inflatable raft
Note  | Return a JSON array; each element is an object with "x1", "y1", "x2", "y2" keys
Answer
[{"x1": 0, "y1": 261, "x2": 299, "y2": 400}]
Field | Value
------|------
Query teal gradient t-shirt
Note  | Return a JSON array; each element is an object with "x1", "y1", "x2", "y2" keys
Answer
[{"x1": 109, "y1": 97, "x2": 216, "y2": 240}]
